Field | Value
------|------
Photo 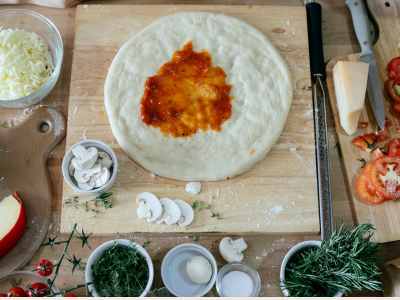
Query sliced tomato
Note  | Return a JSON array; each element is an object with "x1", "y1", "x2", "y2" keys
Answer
[
  {"x1": 388, "y1": 57, "x2": 400, "y2": 82},
  {"x1": 371, "y1": 148, "x2": 385, "y2": 160},
  {"x1": 368, "y1": 156, "x2": 400, "y2": 201},
  {"x1": 352, "y1": 133, "x2": 377, "y2": 151},
  {"x1": 386, "y1": 79, "x2": 400, "y2": 102},
  {"x1": 388, "y1": 138, "x2": 400, "y2": 157},
  {"x1": 354, "y1": 172, "x2": 384, "y2": 205}
]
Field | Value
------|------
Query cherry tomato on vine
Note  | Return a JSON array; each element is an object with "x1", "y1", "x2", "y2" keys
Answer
[
  {"x1": 27, "y1": 282, "x2": 50, "y2": 297},
  {"x1": 34, "y1": 258, "x2": 53, "y2": 277},
  {"x1": 7, "y1": 287, "x2": 27, "y2": 297}
]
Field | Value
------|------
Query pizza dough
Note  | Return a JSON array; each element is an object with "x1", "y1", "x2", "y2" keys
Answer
[{"x1": 104, "y1": 12, "x2": 293, "y2": 181}]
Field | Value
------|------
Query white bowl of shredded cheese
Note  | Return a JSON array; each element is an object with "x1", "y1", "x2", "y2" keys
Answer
[{"x1": 0, "y1": 10, "x2": 63, "y2": 108}]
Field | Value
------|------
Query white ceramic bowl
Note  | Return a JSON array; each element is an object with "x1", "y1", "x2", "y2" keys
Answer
[
  {"x1": 61, "y1": 139, "x2": 118, "y2": 194},
  {"x1": 0, "y1": 9, "x2": 63, "y2": 108},
  {"x1": 280, "y1": 240, "x2": 344, "y2": 297},
  {"x1": 85, "y1": 239, "x2": 154, "y2": 297},
  {"x1": 161, "y1": 243, "x2": 218, "y2": 297}
]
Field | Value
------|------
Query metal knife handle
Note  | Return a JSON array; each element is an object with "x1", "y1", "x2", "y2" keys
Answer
[
  {"x1": 346, "y1": 0, "x2": 374, "y2": 55},
  {"x1": 306, "y1": 1, "x2": 325, "y2": 80}
]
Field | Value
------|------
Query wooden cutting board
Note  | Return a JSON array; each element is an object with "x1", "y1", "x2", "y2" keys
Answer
[
  {"x1": 326, "y1": 1, "x2": 400, "y2": 243},
  {"x1": 0, "y1": 107, "x2": 65, "y2": 277},
  {"x1": 60, "y1": 4, "x2": 319, "y2": 234}
]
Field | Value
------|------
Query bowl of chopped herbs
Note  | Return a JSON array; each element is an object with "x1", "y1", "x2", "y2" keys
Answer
[
  {"x1": 280, "y1": 224, "x2": 382, "y2": 297},
  {"x1": 85, "y1": 239, "x2": 154, "y2": 297}
]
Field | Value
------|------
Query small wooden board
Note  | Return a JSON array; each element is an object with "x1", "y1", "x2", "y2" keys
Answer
[
  {"x1": 326, "y1": 1, "x2": 400, "y2": 243},
  {"x1": 60, "y1": 4, "x2": 319, "y2": 235},
  {"x1": 0, "y1": 107, "x2": 65, "y2": 277}
]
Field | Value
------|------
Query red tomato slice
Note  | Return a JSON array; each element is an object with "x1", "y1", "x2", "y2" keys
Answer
[
  {"x1": 388, "y1": 57, "x2": 400, "y2": 82},
  {"x1": 388, "y1": 138, "x2": 400, "y2": 157},
  {"x1": 368, "y1": 156, "x2": 400, "y2": 201},
  {"x1": 354, "y1": 172, "x2": 384, "y2": 205}
]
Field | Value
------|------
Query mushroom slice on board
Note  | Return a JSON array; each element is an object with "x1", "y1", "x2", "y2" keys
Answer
[
  {"x1": 136, "y1": 192, "x2": 163, "y2": 223},
  {"x1": 174, "y1": 199, "x2": 194, "y2": 227},
  {"x1": 219, "y1": 237, "x2": 248, "y2": 263},
  {"x1": 158, "y1": 198, "x2": 182, "y2": 225}
]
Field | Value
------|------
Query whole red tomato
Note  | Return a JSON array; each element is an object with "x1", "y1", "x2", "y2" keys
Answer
[
  {"x1": 7, "y1": 287, "x2": 27, "y2": 297},
  {"x1": 34, "y1": 258, "x2": 53, "y2": 277},
  {"x1": 27, "y1": 282, "x2": 50, "y2": 297}
]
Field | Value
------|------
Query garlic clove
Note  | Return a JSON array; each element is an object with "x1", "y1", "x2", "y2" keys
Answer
[
  {"x1": 136, "y1": 192, "x2": 163, "y2": 223},
  {"x1": 158, "y1": 198, "x2": 182, "y2": 225},
  {"x1": 174, "y1": 199, "x2": 194, "y2": 227}
]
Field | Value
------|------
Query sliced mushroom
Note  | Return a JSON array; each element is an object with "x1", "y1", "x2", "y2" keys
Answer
[
  {"x1": 136, "y1": 192, "x2": 163, "y2": 223},
  {"x1": 74, "y1": 163, "x2": 102, "y2": 183},
  {"x1": 89, "y1": 167, "x2": 110, "y2": 188},
  {"x1": 219, "y1": 237, "x2": 248, "y2": 263},
  {"x1": 98, "y1": 151, "x2": 113, "y2": 169},
  {"x1": 71, "y1": 146, "x2": 98, "y2": 170},
  {"x1": 174, "y1": 199, "x2": 194, "y2": 227},
  {"x1": 158, "y1": 198, "x2": 182, "y2": 225},
  {"x1": 185, "y1": 182, "x2": 202, "y2": 195}
]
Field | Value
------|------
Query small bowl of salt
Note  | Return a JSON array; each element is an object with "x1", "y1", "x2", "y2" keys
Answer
[{"x1": 216, "y1": 262, "x2": 261, "y2": 297}]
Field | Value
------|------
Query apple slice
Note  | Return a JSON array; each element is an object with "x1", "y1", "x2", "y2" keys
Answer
[{"x1": 0, "y1": 193, "x2": 26, "y2": 257}]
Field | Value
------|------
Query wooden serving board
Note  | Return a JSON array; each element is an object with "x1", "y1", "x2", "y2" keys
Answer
[
  {"x1": 60, "y1": 4, "x2": 319, "y2": 234},
  {"x1": 0, "y1": 107, "x2": 65, "y2": 277},
  {"x1": 326, "y1": 1, "x2": 400, "y2": 243}
]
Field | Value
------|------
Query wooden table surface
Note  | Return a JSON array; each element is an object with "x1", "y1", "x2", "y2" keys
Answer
[{"x1": 0, "y1": 0, "x2": 398, "y2": 296}]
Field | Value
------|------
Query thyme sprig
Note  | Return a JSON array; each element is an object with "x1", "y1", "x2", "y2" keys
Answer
[{"x1": 283, "y1": 224, "x2": 382, "y2": 297}]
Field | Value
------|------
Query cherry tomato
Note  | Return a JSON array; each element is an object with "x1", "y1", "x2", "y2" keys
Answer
[
  {"x1": 7, "y1": 287, "x2": 27, "y2": 297},
  {"x1": 35, "y1": 258, "x2": 53, "y2": 277},
  {"x1": 64, "y1": 292, "x2": 77, "y2": 297},
  {"x1": 27, "y1": 282, "x2": 50, "y2": 297},
  {"x1": 0, "y1": 292, "x2": 8, "y2": 297},
  {"x1": 388, "y1": 139, "x2": 400, "y2": 157}
]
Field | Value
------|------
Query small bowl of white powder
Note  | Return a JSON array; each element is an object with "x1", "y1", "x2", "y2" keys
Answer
[
  {"x1": 0, "y1": 10, "x2": 63, "y2": 108},
  {"x1": 216, "y1": 262, "x2": 261, "y2": 297}
]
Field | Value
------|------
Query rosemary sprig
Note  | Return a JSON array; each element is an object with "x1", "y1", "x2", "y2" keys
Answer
[{"x1": 283, "y1": 224, "x2": 382, "y2": 297}]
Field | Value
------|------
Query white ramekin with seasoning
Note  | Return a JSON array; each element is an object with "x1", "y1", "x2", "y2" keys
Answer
[
  {"x1": 280, "y1": 240, "x2": 344, "y2": 297},
  {"x1": 85, "y1": 239, "x2": 154, "y2": 297},
  {"x1": 61, "y1": 139, "x2": 118, "y2": 194}
]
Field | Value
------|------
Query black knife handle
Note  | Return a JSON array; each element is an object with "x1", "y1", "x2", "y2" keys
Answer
[{"x1": 306, "y1": 1, "x2": 325, "y2": 80}]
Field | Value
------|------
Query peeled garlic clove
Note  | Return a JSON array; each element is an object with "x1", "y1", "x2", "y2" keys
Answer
[
  {"x1": 136, "y1": 192, "x2": 163, "y2": 223},
  {"x1": 185, "y1": 182, "x2": 202, "y2": 195},
  {"x1": 158, "y1": 198, "x2": 182, "y2": 225},
  {"x1": 174, "y1": 199, "x2": 194, "y2": 227}
]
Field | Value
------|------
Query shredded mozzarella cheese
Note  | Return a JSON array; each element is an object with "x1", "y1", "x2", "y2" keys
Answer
[{"x1": 0, "y1": 28, "x2": 53, "y2": 100}]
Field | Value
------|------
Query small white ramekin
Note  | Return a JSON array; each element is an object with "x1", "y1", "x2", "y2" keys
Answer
[
  {"x1": 61, "y1": 139, "x2": 118, "y2": 194},
  {"x1": 85, "y1": 239, "x2": 154, "y2": 297},
  {"x1": 280, "y1": 240, "x2": 344, "y2": 297}
]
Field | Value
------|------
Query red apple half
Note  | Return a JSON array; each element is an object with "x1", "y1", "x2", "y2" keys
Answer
[{"x1": 0, "y1": 192, "x2": 26, "y2": 257}]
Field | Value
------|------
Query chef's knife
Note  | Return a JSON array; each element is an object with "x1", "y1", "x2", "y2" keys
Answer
[
  {"x1": 305, "y1": 0, "x2": 333, "y2": 240},
  {"x1": 346, "y1": 0, "x2": 386, "y2": 130}
]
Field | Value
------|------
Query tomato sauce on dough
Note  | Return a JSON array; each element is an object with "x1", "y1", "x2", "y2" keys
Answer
[{"x1": 140, "y1": 41, "x2": 232, "y2": 137}]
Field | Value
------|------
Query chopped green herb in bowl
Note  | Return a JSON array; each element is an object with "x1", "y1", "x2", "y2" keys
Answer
[{"x1": 85, "y1": 239, "x2": 154, "y2": 297}]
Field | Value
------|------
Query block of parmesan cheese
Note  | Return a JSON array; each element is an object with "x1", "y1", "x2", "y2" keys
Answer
[{"x1": 333, "y1": 61, "x2": 369, "y2": 135}]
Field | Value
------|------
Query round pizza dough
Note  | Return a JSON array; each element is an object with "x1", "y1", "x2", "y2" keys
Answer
[{"x1": 104, "y1": 12, "x2": 293, "y2": 181}]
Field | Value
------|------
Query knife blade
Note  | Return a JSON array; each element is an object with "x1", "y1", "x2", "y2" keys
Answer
[
  {"x1": 346, "y1": 0, "x2": 386, "y2": 130},
  {"x1": 305, "y1": 0, "x2": 333, "y2": 240}
]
